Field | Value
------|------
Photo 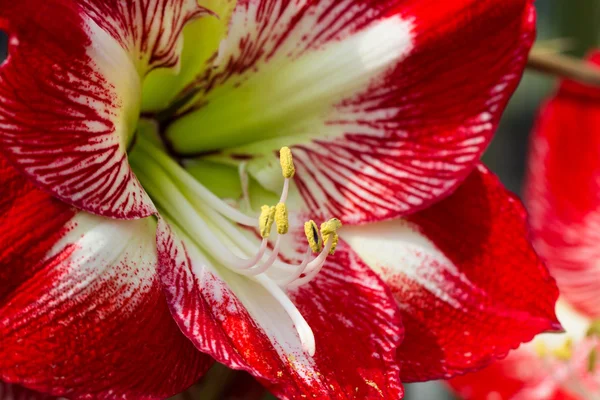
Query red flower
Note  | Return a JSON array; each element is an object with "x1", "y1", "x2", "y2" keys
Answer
[
  {"x1": 449, "y1": 53, "x2": 600, "y2": 400},
  {"x1": 0, "y1": 1, "x2": 559, "y2": 399}
]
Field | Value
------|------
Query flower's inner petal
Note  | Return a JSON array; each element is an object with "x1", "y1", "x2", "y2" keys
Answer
[
  {"x1": 0, "y1": 0, "x2": 206, "y2": 218},
  {"x1": 142, "y1": 0, "x2": 237, "y2": 111},
  {"x1": 167, "y1": 4, "x2": 414, "y2": 153}
]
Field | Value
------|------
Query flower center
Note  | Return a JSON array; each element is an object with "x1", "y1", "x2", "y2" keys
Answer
[{"x1": 129, "y1": 137, "x2": 340, "y2": 355}]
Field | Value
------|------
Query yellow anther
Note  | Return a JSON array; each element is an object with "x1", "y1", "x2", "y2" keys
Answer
[
  {"x1": 275, "y1": 203, "x2": 289, "y2": 235},
  {"x1": 323, "y1": 232, "x2": 339, "y2": 255},
  {"x1": 552, "y1": 337, "x2": 573, "y2": 361},
  {"x1": 320, "y1": 218, "x2": 342, "y2": 237},
  {"x1": 259, "y1": 205, "x2": 276, "y2": 238},
  {"x1": 587, "y1": 320, "x2": 600, "y2": 338},
  {"x1": 279, "y1": 147, "x2": 295, "y2": 179},
  {"x1": 533, "y1": 341, "x2": 548, "y2": 358},
  {"x1": 304, "y1": 220, "x2": 323, "y2": 253},
  {"x1": 589, "y1": 348, "x2": 598, "y2": 373},
  {"x1": 320, "y1": 218, "x2": 342, "y2": 255}
]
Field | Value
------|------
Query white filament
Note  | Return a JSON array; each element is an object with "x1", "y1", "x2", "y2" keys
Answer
[
  {"x1": 287, "y1": 239, "x2": 333, "y2": 289},
  {"x1": 139, "y1": 140, "x2": 258, "y2": 226},
  {"x1": 276, "y1": 248, "x2": 312, "y2": 287}
]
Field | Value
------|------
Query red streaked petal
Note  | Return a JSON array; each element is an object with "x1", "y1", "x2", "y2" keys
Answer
[
  {"x1": 156, "y1": 220, "x2": 403, "y2": 399},
  {"x1": 0, "y1": 157, "x2": 76, "y2": 302},
  {"x1": 342, "y1": 164, "x2": 560, "y2": 381},
  {"x1": 525, "y1": 52, "x2": 600, "y2": 318},
  {"x1": 0, "y1": 0, "x2": 206, "y2": 218},
  {"x1": 169, "y1": 0, "x2": 535, "y2": 224},
  {"x1": 283, "y1": 242, "x2": 404, "y2": 400},
  {"x1": 0, "y1": 159, "x2": 210, "y2": 399}
]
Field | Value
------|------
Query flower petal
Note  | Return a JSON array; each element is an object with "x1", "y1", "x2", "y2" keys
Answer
[
  {"x1": 156, "y1": 219, "x2": 403, "y2": 399},
  {"x1": 0, "y1": 157, "x2": 210, "y2": 399},
  {"x1": 142, "y1": 0, "x2": 237, "y2": 112},
  {"x1": 0, "y1": 0, "x2": 206, "y2": 218},
  {"x1": 167, "y1": 0, "x2": 535, "y2": 224},
  {"x1": 342, "y1": 164, "x2": 560, "y2": 381},
  {"x1": 525, "y1": 52, "x2": 600, "y2": 318}
]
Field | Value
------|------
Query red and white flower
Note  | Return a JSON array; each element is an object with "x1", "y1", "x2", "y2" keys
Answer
[
  {"x1": 0, "y1": 0, "x2": 560, "y2": 399},
  {"x1": 448, "y1": 52, "x2": 600, "y2": 400}
]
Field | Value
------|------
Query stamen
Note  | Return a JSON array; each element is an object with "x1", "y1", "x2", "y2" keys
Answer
[
  {"x1": 134, "y1": 156, "x2": 267, "y2": 272},
  {"x1": 275, "y1": 203, "x2": 289, "y2": 235},
  {"x1": 587, "y1": 320, "x2": 600, "y2": 337},
  {"x1": 259, "y1": 205, "x2": 276, "y2": 238},
  {"x1": 279, "y1": 146, "x2": 296, "y2": 179},
  {"x1": 321, "y1": 218, "x2": 342, "y2": 255},
  {"x1": 133, "y1": 138, "x2": 344, "y2": 357},
  {"x1": 255, "y1": 275, "x2": 316, "y2": 356},
  {"x1": 280, "y1": 178, "x2": 290, "y2": 203},
  {"x1": 234, "y1": 240, "x2": 269, "y2": 270},
  {"x1": 286, "y1": 218, "x2": 342, "y2": 289},
  {"x1": 553, "y1": 337, "x2": 574, "y2": 361},
  {"x1": 237, "y1": 236, "x2": 282, "y2": 277},
  {"x1": 287, "y1": 238, "x2": 334, "y2": 289},
  {"x1": 138, "y1": 139, "x2": 257, "y2": 226},
  {"x1": 133, "y1": 140, "x2": 342, "y2": 338},
  {"x1": 588, "y1": 348, "x2": 597, "y2": 372},
  {"x1": 278, "y1": 146, "x2": 293, "y2": 203},
  {"x1": 534, "y1": 341, "x2": 548, "y2": 358},
  {"x1": 276, "y1": 248, "x2": 312, "y2": 287},
  {"x1": 304, "y1": 220, "x2": 323, "y2": 253}
]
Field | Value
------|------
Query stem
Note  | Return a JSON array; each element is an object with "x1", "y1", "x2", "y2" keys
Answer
[{"x1": 527, "y1": 48, "x2": 600, "y2": 86}]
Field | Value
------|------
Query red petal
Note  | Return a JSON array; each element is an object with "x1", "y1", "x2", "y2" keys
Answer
[
  {"x1": 0, "y1": 0, "x2": 206, "y2": 218},
  {"x1": 169, "y1": 0, "x2": 535, "y2": 224},
  {"x1": 156, "y1": 220, "x2": 403, "y2": 399},
  {"x1": 525, "y1": 52, "x2": 600, "y2": 318},
  {"x1": 0, "y1": 157, "x2": 210, "y2": 399},
  {"x1": 342, "y1": 164, "x2": 560, "y2": 381}
]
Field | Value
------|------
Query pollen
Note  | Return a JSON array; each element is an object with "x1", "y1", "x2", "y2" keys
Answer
[
  {"x1": 320, "y1": 218, "x2": 342, "y2": 236},
  {"x1": 587, "y1": 320, "x2": 600, "y2": 337},
  {"x1": 589, "y1": 348, "x2": 598, "y2": 372},
  {"x1": 304, "y1": 220, "x2": 323, "y2": 253},
  {"x1": 552, "y1": 337, "x2": 573, "y2": 361},
  {"x1": 279, "y1": 146, "x2": 295, "y2": 179},
  {"x1": 275, "y1": 203, "x2": 289, "y2": 234},
  {"x1": 533, "y1": 341, "x2": 548, "y2": 357},
  {"x1": 324, "y1": 233, "x2": 339, "y2": 255},
  {"x1": 321, "y1": 218, "x2": 342, "y2": 255},
  {"x1": 259, "y1": 205, "x2": 276, "y2": 238}
]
